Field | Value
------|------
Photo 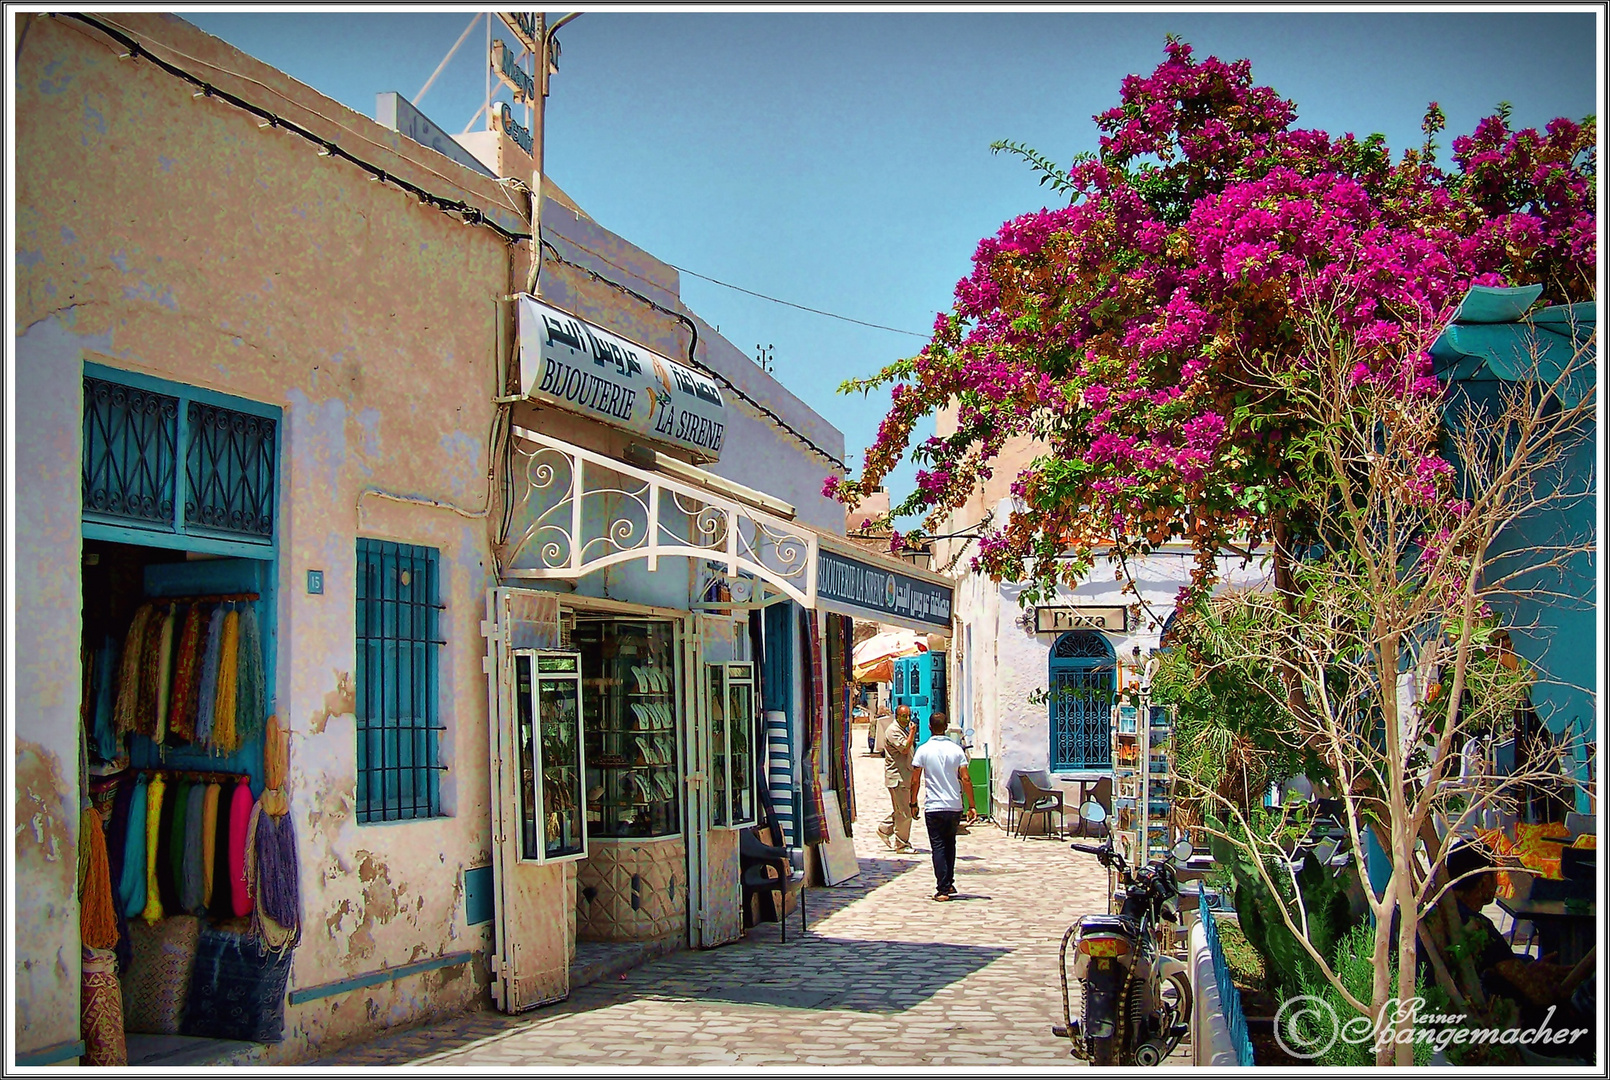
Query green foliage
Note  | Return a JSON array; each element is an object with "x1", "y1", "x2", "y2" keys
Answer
[
  {"x1": 1151, "y1": 600, "x2": 1324, "y2": 814},
  {"x1": 989, "y1": 140, "x2": 1085, "y2": 199},
  {"x1": 1293, "y1": 923, "x2": 1439, "y2": 1067},
  {"x1": 1207, "y1": 811, "x2": 1362, "y2": 1000}
]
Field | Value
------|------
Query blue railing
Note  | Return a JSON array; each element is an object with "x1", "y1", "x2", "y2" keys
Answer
[{"x1": 1200, "y1": 890, "x2": 1256, "y2": 1066}]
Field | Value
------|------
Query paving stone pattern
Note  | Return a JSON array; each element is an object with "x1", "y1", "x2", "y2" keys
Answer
[{"x1": 313, "y1": 728, "x2": 1141, "y2": 1068}]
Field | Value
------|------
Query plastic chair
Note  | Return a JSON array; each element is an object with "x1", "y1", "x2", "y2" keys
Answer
[
  {"x1": 740, "y1": 827, "x2": 807, "y2": 942},
  {"x1": 1017, "y1": 775, "x2": 1064, "y2": 839},
  {"x1": 1003, "y1": 772, "x2": 1027, "y2": 836},
  {"x1": 1083, "y1": 776, "x2": 1113, "y2": 839}
]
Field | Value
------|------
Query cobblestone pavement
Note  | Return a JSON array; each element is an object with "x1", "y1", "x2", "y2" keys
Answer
[{"x1": 313, "y1": 728, "x2": 1137, "y2": 1068}]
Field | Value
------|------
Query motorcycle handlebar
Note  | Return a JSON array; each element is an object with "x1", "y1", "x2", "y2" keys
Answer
[{"x1": 1069, "y1": 843, "x2": 1106, "y2": 856}]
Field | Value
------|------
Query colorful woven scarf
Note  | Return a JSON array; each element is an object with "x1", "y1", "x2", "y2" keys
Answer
[
  {"x1": 113, "y1": 605, "x2": 154, "y2": 735},
  {"x1": 78, "y1": 804, "x2": 119, "y2": 950},
  {"x1": 180, "y1": 783, "x2": 207, "y2": 914},
  {"x1": 105, "y1": 775, "x2": 134, "y2": 914},
  {"x1": 166, "y1": 605, "x2": 204, "y2": 744},
  {"x1": 140, "y1": 774, "x2": 165, "y2": 923},
  {"x1": 117, "y1": 776, "x2": 147, "y2": 919},
  {"x1": 86, "y1": 637, "x2": 119, "y2": 763},
  {"x1": 153, "y1": 605, "x2": 178, "y2": 743},
  {"x1": 195, "y1": 606, "x2": 226, "y2": 749},
  {"x1": 212, "y1": 610, "x2": 241, "y2": 754},
  {"x1": 155, "y1": 778, "x2": 184, "y2": 913},
  {"x1": 245, "y1": 803, "x2": 301, "y2": 954},
  {"x1": 201, "y1": 782, "x2": 221, "y2": 907},
  {"x1": 228, "y1": 780, "x2": 254, "y2": 917},
  {"x1": 209, "y1": 782, "x2": 235, "y2": 919},
  {"x1": 259, "y1": 714, "x2": 290, "y2": 818},
  {"x1": 235, "y1": 606, "x2": 266, "y2": 747}
]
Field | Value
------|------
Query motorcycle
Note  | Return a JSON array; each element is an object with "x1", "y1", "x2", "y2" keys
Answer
[{"x1": 1051, "y1": 801, "x2": 1194, "y2": 1066}]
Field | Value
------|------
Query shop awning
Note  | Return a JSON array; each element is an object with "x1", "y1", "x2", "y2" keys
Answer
[
  {"x1": 500, "y1": 428, "x2": 955, "y2": 633},
  {"x1": 1430, "y1": 285, "x2": 1596, "y2": 409}
]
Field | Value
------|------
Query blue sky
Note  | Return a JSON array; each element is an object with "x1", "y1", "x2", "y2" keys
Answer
[{"x1": 185, "y1": 8, "x2": 1599, "y2": 520}]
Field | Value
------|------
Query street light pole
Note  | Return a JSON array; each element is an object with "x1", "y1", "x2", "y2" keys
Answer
[{"x1": 526, "y1": 10, "x2": 582, "y2": 297}]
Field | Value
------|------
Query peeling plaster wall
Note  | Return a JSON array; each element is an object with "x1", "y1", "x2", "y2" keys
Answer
[
  {"x1": 17, "y1": 13, "x2": 850, "y2": 1061},
  {"x1": 13, "y1": 312, "x2": 89, "y2": 1056},
  {"x1": 16, "y1": 13, "x2": 509, "y2": 1059}
]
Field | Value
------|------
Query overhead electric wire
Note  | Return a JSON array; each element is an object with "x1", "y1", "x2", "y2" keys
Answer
[
  {"x1": 542, "y1": 241, "x2": 847, "y2": 469},
  {"x1": 668, "y1": 263, "x2": 930, "y2": 339},
  {"x1": 70, "y1": 13, "x2": 529, "y2": 225},
  {"x1": 55, "y1": 12, "x2": 852, "y2": 473}
]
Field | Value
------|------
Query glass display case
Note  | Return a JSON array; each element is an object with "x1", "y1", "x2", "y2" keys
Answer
[
  {"x1": 707, "y1": 661, "x2": 757, "y2": 828},
  {"x1": 575, "y1": 619, "x2": 681, "y2": 839},
  {"x1": 512, "y1": 650, "x2": 586, "y2": 862}
]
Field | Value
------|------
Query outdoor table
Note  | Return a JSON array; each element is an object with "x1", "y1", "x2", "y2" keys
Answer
[{"x1": 1495, "y1": 896, "x2": 1596, "y2": 967}]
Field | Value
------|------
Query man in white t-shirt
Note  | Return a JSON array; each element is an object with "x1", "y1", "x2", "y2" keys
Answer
[{"x1": 909, "y1": 712, "x2": 977, "y2": 901}]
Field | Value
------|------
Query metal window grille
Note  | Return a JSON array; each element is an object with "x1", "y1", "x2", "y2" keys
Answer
[
  {"x1": 1049, "y1": 631, "x2": 1114, "y2": 769},
  {"x1": 82, "y1": 375, "x2": 179, "y2": 528},
  {"x1": 82, "y1": 371, "x2": 277, "y2": 547},
  {"x1": 185, "y1": 401, "x2": 276, "y2": 538},
  {"x1": 356, "y1": 539, "x2": 447, "y2": 822}
]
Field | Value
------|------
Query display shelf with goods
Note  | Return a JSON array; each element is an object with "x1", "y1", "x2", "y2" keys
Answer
[
  {"x1": 575, "y1": 619, "x2": 681, "y2": 839},
  {"x1": 1109, "y1": 697, "x2": 1178, "y2": 879},
  {"x1": 512, "y1": 650, "x2": 586, "y2": 862},
  {"x1": 706, "y1": 661, "x2": 757, "y2": 828}
]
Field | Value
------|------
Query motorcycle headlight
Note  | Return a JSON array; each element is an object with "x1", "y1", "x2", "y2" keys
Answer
[{"x1": 1077, "y1": 936, "x2": 1130, "y2": 958}]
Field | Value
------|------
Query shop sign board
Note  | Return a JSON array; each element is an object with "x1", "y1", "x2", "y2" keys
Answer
[
  {"x1": 498, "y1": 11, "x2": 540, "y2": 52},
  {"x1": 1035, "y1": 605, "x2": 1128, "y2": 633},
  {"x1": 491, "y1": 39, "x2": 535, "y2": 104},
  {"x1": 816, "y1": 548, "x2": 952, "y2": 630},
  {"x1": 517, "y1": 295, "x2": 727, "y2": 461},
  {"x1": 491, "y1": 102, "x2": 533, "y2": 156}
]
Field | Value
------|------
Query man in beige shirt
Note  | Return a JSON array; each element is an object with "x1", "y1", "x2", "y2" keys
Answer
[{"x1": 877, "y1": 705, "x2": 917, "y2": 852}]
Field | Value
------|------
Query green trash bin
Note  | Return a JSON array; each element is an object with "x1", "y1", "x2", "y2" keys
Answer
[{"x1": 968, "y1": 757, "x2": 991, "y2": 818}]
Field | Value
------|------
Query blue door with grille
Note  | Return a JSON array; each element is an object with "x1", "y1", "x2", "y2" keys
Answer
[{"x1": 1049, "y1": 630, "x2": 1113, "y2": 770}]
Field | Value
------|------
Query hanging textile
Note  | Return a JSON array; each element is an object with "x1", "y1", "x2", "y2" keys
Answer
[
  {"x1": 153, "y1": 777, "x2": 182, "y2": 914},
  {"x1": 259, "y1": 714, "x2": 289, "y2": 817},
  {"x1": 78, "y1": 805, "x2": 119, "y2": 950},
  {"x1": 113, "y1": 605, "x2": 154, "y2": 735},
  {"x1": 211, "y1": 609, "x2": 242, "y2": 754},
  {"x1": 201, "y1": 782, "x2": 221, "y2": 908},
  {"x1": 228, "y1": 780, "x2": 253, "y2": 918},
  {"x1": 80, "y1": 946, "x2": 128, "y2": 1067},
  {"x1": 91, "y1": 636, "x2": 121, "y2": 762},
  {"x1": 105, "y1": 775, "x2": 134, "y2": 916},
  {"x1": 140, "y1": 773, "x2": 165, "y2": 923},
  {"x1": 180, "y1": 783, "x2": 207, "y2": 915},
  {"x1": 234, "y1": 606, "x2": 267, "y2": 748},
  {"x1": 195, "y1": 606, "x2": 226, "y2": 749},
  {"x1": 166, "y1": 605, "x2": 204, "y2": 744},
  {"x1": 209, "y1": 783, "x2": 235, "y2": 919},
  {"x1": 167, "y1": 780, "x2": 193, "y2": 908},
  {"x1": 245, "y1": 805, "x2": 301, "y2": 953},
  {"x1": 118, "y1": 776, "x2": 148, "y2": 919},
  {"x1": 153, "y1": 605, "x2": 178, "y2": 743},
  {"x1": 800, "y1": 611, "x2": 829, "y2": 846}
]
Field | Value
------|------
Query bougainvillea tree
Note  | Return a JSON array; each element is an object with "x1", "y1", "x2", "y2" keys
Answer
[{"x1": 829, "y1": 38, "x2": 1594, "y2": 605}]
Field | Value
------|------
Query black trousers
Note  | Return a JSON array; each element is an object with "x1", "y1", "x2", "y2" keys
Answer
[{"x1": 925, "y1": 810, "x2": 962, "y2": 894}]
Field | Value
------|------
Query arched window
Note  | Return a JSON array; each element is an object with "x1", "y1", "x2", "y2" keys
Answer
[{"x1": 1048, "y1": 630, "x2": 1114, "y2": 770}]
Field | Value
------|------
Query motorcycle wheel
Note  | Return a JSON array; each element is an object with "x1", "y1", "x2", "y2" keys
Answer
[{"x1": 1089, "y1": 1036, "x2": 1117, "y2": 1066}]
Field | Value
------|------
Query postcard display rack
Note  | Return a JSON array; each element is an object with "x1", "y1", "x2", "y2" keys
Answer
[
  {"x1": 1110, "y1": 698, "x2": 1176, "y2": 873},
  {"x1": 512, "y1": 651, "x2": 587, "y2": 861},
  {"x1": 706, "y1": 662, "x2": 758, "y2": 828}
]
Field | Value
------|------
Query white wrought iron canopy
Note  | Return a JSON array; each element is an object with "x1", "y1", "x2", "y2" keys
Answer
[{"x1": 501, "y1": 426, "x2": 819, "y2": 608}]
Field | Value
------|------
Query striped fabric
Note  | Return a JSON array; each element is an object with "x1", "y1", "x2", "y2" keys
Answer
[{"x1": 764, "y1": 709, "x2": 796, "y2": 848}]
